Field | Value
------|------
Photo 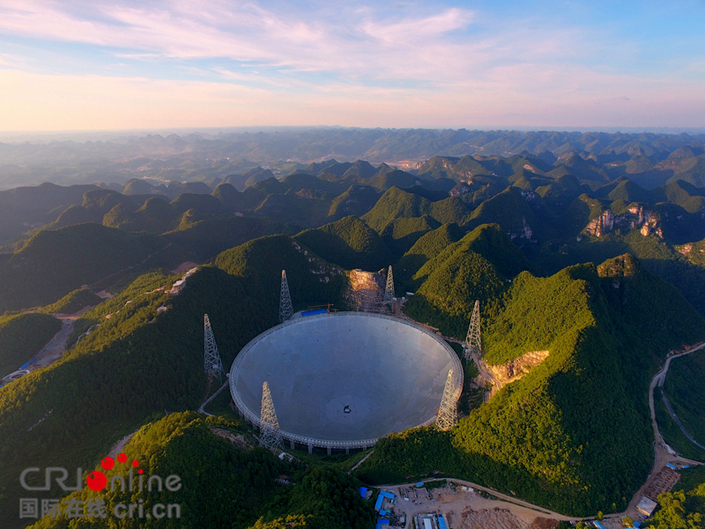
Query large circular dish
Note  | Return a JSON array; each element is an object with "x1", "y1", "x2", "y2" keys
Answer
[{"x1": 229, "y1": 312, "x2": 463, "y2": 450}]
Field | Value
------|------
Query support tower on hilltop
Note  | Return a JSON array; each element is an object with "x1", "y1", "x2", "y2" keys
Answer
[
  {"x1": 203, "y1": 314, "x2": 225, "y2": 382},
  {"x1": 464, "y1": 300, "x2": 481, "y2": 362},
  {"x1": 259, "y1": 381, "x2": 282, "y2": 450},
  {"x1": 436, "y1": 369, "x2": 460, "y2": 431},
  {"x1": 279, "y1": 270, "x2": 293, "y2": 322},
  {"x1": 384, "y1": 265, "x2": 395, "y2": 303}
]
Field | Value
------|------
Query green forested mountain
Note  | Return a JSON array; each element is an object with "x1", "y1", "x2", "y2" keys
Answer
[
  {"x1": 214, "y1": 235, "x2": 350, "y2": 313},
  {"x1": 164, "y1": 215, "x2": 288, "y2": 263},
  {"x1": 394, "y1": 223, "x2": 465, "y2": 288},
  {"x1": 660, "y1": 350, "x2": 705, "y2": 460},
  {"x1": 327, "y1": 184, "x2": 380, "y2": 220},
  {"x1": 362, "y1": 186, "x2": 433, "y2": 231},
  {"x1": 0, "y1": 224, "x2": 169, "y2": 312},
  {"x1": 356, "y1": 254, "x2": 705, "y2": 516},
  {"x1": 24, "y1": 412, "x2": 374, "y2": 529},
  {"x1": 404, "y1": 223, "x2": 531, "y2": 335},
  {"x1": 0, "y1": 182, "x2": 99, "y2": 245},
  {"x1": 0, "y1": 264, "x2": 279, "y2": 528},
  {"x1": 379, "y1": 214, "x2": 441, "y2": 256},
  {"x1": 37, "y1": 288, "x2": 103, "y2": 315},
  {"x1": 294, "y1": 216, "x2": 394, "y2": 271}
]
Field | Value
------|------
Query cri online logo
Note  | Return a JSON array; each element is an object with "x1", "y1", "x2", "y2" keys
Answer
[
  {"x1": 87, "y1": 453, "x2": 142, "y2": 491},
  {"x1": 20, "y1": 452, "x2": 182, "y2": 493},
  {"x1": 20, "y1": 452, "x2": 182, "y2": 520}
]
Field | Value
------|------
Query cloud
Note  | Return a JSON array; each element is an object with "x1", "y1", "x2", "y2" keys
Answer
[
  {"x1": 360, "y1": 8, "x2": 473, "y2": 44},
  {"x1": 0, "y1": 1, "x2": 573, "y2": 84},
  {"x1": 0, "y1": 52, "x2": 32, "y2": 68},
  {"x1": 0, "y1": 1, "x2": 703, "y2": 130}
]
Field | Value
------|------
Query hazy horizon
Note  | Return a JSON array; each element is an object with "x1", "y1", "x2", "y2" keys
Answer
[{"x1": 2, "y1": 125, "x2": 705, "y2": 146}]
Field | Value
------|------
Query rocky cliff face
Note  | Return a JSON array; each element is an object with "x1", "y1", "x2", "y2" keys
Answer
[
  {"x1": 485, "y1": 350, "x2": 550, "y2": 386},
  {"x1": 583, "y1": 204, "x2": 662, "y2": 238},
  {"x1": 346, "y1": 269, "x2": 384, "y2": 312}
]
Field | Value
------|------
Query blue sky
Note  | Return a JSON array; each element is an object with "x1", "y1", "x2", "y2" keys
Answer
[{"x1": 0, "y1": 0, "x2": 704, "y2": 131}]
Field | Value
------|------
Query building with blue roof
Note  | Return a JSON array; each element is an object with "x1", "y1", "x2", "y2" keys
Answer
[{"x1": 374, "y1": 491, "x2": 395, "y2": 512}]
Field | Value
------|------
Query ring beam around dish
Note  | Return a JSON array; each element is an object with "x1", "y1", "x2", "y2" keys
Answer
[{"x1": 229, "y1": 312, "x2": 463, "y2": 450}]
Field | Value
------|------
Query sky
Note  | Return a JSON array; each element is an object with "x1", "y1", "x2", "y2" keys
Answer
[{"x1": 0, "y1": 0, "x2": 704, "y2": 132}]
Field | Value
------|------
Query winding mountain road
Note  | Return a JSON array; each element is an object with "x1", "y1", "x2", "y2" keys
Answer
[
  {"x1": 621, "y1": 342, "x2": 705, "y2": 520},
  {"x1": 661, "y1": 392, "x2": 705, "y2": 451}
]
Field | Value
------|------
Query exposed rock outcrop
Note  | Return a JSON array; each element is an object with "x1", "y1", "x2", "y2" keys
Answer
[
  {"x1": 485, "y1": 350, "x2": 550, "y2": 386},
  {"x1": 347, "y1": 269, "x2": 385, "y2": 312},
  {"x1": 583, "y1": 204, "x2": 662, "y2": 239}
]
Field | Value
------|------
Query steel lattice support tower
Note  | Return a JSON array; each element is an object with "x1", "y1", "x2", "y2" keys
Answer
[
  {"x1": 384, "y1": 265, "x2": 395, "y2": 303},
  {"x1": 464, "y1": 300, "x2": 482, "y2": 361},
  {"x1": 279, "y1": 270, "x2": 293, "y2": 322},
  {"x1": 437, "y1": 369, "x2": 460, "y2": 431},
  {"x1": 259, "y1": 381, "x2": 282, "y2": 450},
  {"x1": 203, "y1": 314, "x2": 225, "y2": 381}
]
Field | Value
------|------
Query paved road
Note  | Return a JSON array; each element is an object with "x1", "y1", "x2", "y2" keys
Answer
[
  {"x1": 661, "y1": 392, "x2": 705, "y2": 451},
  {"x1": 198, "y1": 379, "x2": 229, "y2": 416}
]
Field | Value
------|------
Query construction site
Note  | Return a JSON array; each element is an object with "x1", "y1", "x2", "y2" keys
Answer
[{"x1": 370, "y1": 481, "x2": 567, "y2": 529}]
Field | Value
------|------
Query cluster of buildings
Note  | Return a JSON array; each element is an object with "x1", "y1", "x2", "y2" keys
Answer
[
  {"x1": 358, "y1": 488, "x2": 406, "y2": 529},
  {"x1": 414, "y1": 512, "x2": 449, "y2": 529}
]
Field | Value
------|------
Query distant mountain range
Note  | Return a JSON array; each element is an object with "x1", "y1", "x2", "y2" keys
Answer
[{"x1": 1, "y1": 128, "x2": 705, "y2": 189}]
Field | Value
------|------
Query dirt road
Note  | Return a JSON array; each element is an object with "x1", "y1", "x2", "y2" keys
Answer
[{"x1": 31, "y1": 314, "x2": 79, "y2": 369}]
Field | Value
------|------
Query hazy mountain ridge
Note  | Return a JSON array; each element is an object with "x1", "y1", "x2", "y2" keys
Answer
[{"x1": 2, "y1": 129, "x2": 705, "y2": 189}]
